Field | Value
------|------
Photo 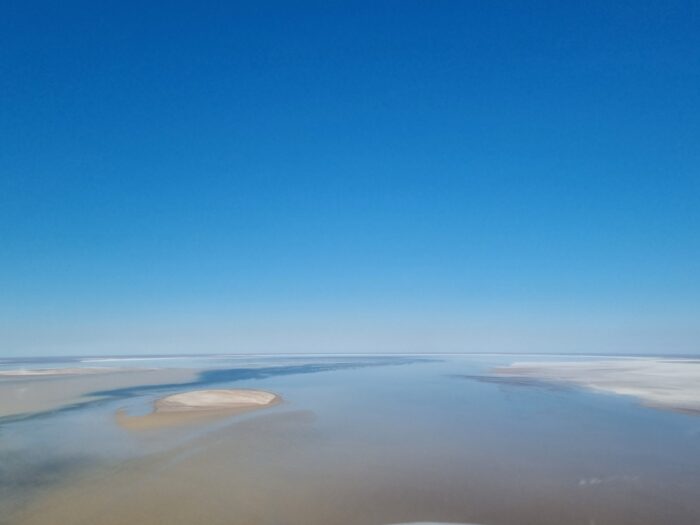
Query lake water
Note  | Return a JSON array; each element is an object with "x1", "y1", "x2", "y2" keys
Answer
[{"x1": 2, "y1": 354, "x2": 700, "y2": 525}]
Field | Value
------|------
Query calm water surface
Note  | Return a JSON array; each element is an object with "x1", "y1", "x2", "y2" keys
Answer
[{"x1": 2, "y1": 355, "x2": 700, "y2": 524}]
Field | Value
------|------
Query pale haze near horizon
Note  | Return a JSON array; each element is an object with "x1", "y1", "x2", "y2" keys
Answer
[{"x1": 1, "y1": 2, "x2": 698, "y2": 358}]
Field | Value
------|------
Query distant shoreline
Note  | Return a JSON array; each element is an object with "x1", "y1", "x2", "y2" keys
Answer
[{"x1": 492, "y1": 358, "x2": 700, "y2": 414}]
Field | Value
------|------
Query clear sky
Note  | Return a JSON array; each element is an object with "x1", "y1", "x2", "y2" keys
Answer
[{"x1": 1, "y1": 1, "x2": 698, "y2": 356}]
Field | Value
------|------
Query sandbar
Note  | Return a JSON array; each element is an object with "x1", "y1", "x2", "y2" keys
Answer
[{"x1": 116, "y1": 388, "x2": 280, "y2": 429}]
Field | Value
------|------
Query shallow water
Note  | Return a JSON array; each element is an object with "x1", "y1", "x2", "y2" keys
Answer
[{"x1": 2, "y1": 355, "x2": 700, "y2": 524}]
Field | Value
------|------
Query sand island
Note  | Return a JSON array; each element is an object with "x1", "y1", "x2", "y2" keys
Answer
[{"x1": 116, "y1": 388, "x2": 281, "y2": 429}]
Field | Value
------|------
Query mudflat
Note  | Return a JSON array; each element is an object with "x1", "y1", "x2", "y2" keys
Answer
[
  {"x1": 0, "y1": 369, "x2": 197, "y2": 419},
  {"x1": 494, "y1": 358, "x2": 700, "y2": 413}
]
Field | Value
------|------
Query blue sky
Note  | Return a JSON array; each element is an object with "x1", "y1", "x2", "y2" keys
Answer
[{"x1": 1, "y1": 1, "x2": 698, "y2": 356}]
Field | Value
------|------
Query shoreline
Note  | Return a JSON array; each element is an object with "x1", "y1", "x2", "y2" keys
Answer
[{"x1": 493, "y1": 358, "x2": 700, "y2": 414}]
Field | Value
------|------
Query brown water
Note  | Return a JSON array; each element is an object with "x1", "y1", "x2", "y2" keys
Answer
[{"x1": 2, "y1": 355, "x2": 700, "y2": 525}]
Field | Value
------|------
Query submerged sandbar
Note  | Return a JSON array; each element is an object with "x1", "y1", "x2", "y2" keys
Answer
[{"x1": 0, "y1": 368, "x2": 197, "y2": 419}]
